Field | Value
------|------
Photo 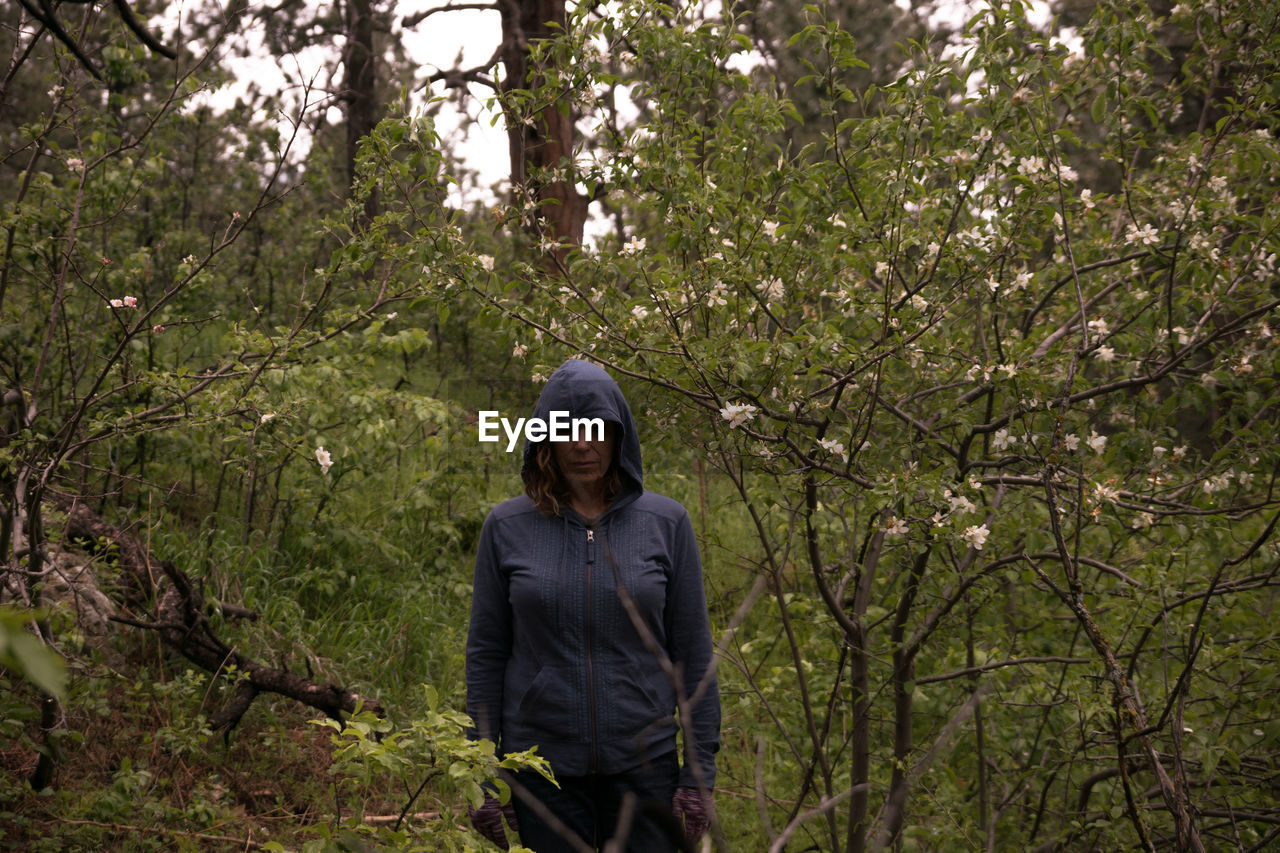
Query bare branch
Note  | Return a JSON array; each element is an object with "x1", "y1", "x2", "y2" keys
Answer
[{"x1": 401, "y1": 2, "x2": 499, "y2": 29}]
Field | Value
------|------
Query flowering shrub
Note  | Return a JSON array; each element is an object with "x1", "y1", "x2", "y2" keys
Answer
[
  {"x1": 4, "y1": 0, "x2": 1278, "y2": 849},
  {"x1": 447, "y1": 0, "x2": 1280, "y2": 849}
]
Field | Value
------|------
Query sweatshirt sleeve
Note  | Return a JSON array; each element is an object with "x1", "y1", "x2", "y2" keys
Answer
[
  {"x1": 665, "y1": 510, "x2": 721, "y2": 789},
  {"x1": 465, "y1": 512, "x2": 512, "y2": 747}
]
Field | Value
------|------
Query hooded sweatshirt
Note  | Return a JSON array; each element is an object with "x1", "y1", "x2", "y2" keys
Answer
[{"x1": 466, "y1": 360, "x2": 720, "y2": 788}]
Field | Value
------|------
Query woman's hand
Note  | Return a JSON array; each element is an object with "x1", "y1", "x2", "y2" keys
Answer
[
  {"x1": 672, "y1": 786, "x2": 713, "y2": 844},
  {"x1": 468, "y1": 793, "x2": 520, "y2": 849}
]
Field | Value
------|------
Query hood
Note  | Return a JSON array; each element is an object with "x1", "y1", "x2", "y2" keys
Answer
[{"x1": 520, "y1": 359, "x2": 643, "y2": 495}]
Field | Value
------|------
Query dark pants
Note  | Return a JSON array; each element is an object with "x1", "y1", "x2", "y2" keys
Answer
[{"x1": 509, "y1": 750, "x2": 681, "y2": 852}]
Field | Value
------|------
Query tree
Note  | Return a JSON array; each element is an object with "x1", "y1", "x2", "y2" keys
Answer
[
  {"x1": 0, "y1": 0, "x2": 462, "y2": 793},
  {"x1": 405, "y1": 0, "x2": 594, "y2": 260},
  {"x1": 4, "y1": 0, "x2": 1278, "y2": 849},
  {"x1": 343, "y1": 0, "x2": 383, "y2": 219},
  {"x1": 451, "y1": 0, "x2": 1280, "y2": 849},
  {"x1": 6, "y1": 0, "x2": 175, "y2": 85}
]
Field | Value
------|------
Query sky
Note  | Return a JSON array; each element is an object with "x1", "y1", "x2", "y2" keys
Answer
[
  {"x1": 156, "y1": 0, "x2": 1063, "y2": 216},
  {"x1": 395, "y1": 0, "x2": 509, "y2": 204},
  {"x1": 158, "y1": 0, "x2": 511, "y2": 205}
]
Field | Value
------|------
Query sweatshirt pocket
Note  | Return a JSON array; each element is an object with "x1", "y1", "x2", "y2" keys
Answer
[
  {"x1": 507, "y1": 665, "x2": 580, "y2": 740},
  {"x1": 610, "y1": 667, "x2": 677, "y2": 735}
]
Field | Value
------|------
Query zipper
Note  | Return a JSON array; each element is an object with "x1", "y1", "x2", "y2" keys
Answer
[{"x1": 584, "y1": 525, "x2": 599, "y2": 773}]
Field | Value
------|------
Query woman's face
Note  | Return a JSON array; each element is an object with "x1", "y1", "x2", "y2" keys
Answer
[{"x1": 552, "y1": 421, "x2": 616, "y2": 493}]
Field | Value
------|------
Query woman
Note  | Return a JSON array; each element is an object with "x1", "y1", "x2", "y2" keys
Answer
[{"x1": 466, "y1": 359, "x2": 720, "y2": 852}]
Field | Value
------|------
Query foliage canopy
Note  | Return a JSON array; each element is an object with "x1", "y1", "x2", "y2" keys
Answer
[{"x1": 1, "y1": 0, "x2": 1278, "y2": 850}]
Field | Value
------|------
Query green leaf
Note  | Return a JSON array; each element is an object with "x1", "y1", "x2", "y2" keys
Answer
[
  {"x1": 0, "y1": 614, "x2": 66, "y2": 700},
  {"x1": 1090, "y1": 92, "x2": 1106, "y2": 125}
]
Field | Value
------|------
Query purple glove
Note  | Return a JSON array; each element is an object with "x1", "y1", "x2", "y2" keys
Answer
[
  {"x1": 468, "y1": 793, "x2": 519, "y2": 849},
  {"x1": 672, "y1": 786, "x2": 712, "y2": 844}
]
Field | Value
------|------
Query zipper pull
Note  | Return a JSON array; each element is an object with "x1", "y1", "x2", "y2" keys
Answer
[{"x1": 586, "y1": 529, "x2": 594, "y2": 543}]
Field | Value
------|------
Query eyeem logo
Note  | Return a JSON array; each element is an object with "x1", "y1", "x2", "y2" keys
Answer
[{"x1": 478, "y1": 410, "x2": 605, "y2": 452}]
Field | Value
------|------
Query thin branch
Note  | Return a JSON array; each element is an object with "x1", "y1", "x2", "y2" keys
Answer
[
  {"x1": 916, "y1": 656, "x2": 1092, "y2": 685},
  {"x1": 401, "y1": 2, "x2": 498, "y2": 28}
]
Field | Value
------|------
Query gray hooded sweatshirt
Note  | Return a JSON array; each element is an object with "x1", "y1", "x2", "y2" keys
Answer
[{"x1": 465, "y1": 360, "x2": 720, "y2": 788}]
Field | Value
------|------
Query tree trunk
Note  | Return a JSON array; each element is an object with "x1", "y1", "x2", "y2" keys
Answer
[
  {"x1": 500, "y1": 0, "x2": 589, "y2": 265},
  {"x1": 54, "y1": 494, "x2": 383, "y2": 732},
  {"x1": 343, "y1": 0, "x2": 379, "y2": 222}
]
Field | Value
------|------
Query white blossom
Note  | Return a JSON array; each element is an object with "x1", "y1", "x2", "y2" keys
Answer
[
  {"x1": 991, "y1": 428, "x2": 1016, "y2": 451},
  {"x1": 67, "y1": 157, "x2": 84, "y2": 171},
  {"x1": 720, "y1": 402, "x2": 758, "y2": 428},
  {"x1": 1202, "y1": 473, "x2": 1230, "y2": 494},
  {"x1": 1087, "y1": 431, "x2": 1107, "y2": 454},
  {"x1": 260, "y1": 412, "x2": 276, "y2": 424},
  {"x1": 818, "y1": 438, "x2": 848, "y2": 462},
  {"x1": 477, "y1": 254, "x2": 495, "y2": 271},
  {"x1": 631, "y1": 305, "x2": 649, "y2": 320},
  {"x1": 962, "y1": 523, "x2": 990, "y2": 550},
  {"x1": 1093, "y1": 482, "x2": 1120, "y2": 503},
  {"x1": 946, "y1": 490, "x2": 978, "y2": 515},
  {"x1": 1018, "y1": 156, "x2": 1046, "y2": 176},
  {"x1": 762, "y1": 220, "x2": 778, "y2": 239},
  {"x1": 621, "y1": 236, "x2": 646, "y2": 254},
  {"x1": 707, "y1": 281, "x2": 728, "y2": 307},
  {"x1": 762, "y1": 278, "x2": 785, "y2": 303},
  {"x1": 315, "y1": 446, "x2": 333, "y2": 474},
  {"x1": 1064, "y1": 434, "x2": 1080, "y2": 451},
  {"x1": 512, "y1": 343, "x2": 529, "y2": 359},
  {"x1": 884, "y1": 516, "x2": 909, "y2": 537},
  {"x1": 1125, "y1": 222, "x2": 1161, "y2": 246},
  {"x1": 1094, "y1": 345, "x2": 1116, "y2": 363}
]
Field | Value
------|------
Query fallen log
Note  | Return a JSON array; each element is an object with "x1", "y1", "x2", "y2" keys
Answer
[{"x1": 54, "y1": 493, "x2": 383, "y2": 732}]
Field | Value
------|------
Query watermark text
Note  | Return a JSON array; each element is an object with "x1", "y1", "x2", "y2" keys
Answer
[{"x1": 478, "y1": 410, "x2": 605, "y2": 452}]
